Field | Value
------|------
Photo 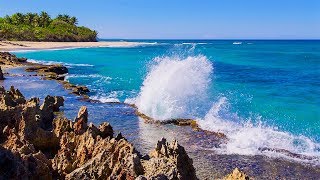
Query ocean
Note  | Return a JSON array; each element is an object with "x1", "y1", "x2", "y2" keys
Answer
[{"x1": 13, "y1": 40, "x2": 320, "y2": 168}]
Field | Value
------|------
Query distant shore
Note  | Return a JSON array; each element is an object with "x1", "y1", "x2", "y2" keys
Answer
[{"x1": 0, "y1": 41, "x2": 145, "y2": 51}]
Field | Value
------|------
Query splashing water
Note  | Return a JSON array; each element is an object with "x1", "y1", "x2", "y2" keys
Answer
[
  {"x1": 133, "y1": 53, "x2": 320, "y2": 164},
  {"x1": 198, "y1": 98, "x2": 320, "y2": 164},
  {"x1": 134, "y1": 55, "x2": 213, "y2": 120}
]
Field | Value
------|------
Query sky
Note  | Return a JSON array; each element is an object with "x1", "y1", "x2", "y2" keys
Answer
[{"x1": 0, "y1": 0, "x2": 319, "y2": 39}]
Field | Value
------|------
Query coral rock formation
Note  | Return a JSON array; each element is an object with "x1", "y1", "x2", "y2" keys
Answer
[
  {"x1": 223, "y1": 168, "x2": 250, "y2": 180},
  {"x1": 0, "y1": 86, "x2": 197, "y2": 179}
]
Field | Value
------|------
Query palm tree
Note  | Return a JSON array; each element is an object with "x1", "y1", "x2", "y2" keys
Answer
[
  {"x1": 32, "y1": 14, "x2": 40, "y2": 27},
  {"x1": 56, "y1": 14, "x2": 71, "y2": 24},
  {"x1": 4, "y1": 15, "x2": 12, "y2": 23},
  {"x1": 11, "y1": 13, "x2": 25, "y2": 25},
  {"x1": 24, "y1": 13, "x2": 36, "y2": 25},
  {"x1": 70, "y1": 16, "x2": 78, "y2": 25},
  {"x1": 40, "y1": 11, "x2": 51, "y2": 27}
]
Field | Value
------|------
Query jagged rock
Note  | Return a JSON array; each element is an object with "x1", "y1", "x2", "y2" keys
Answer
[
  {"x1": 0, "y1": 52, "x2": 28, "y2": 66},
  {"x1": 223, "y1": 168, "x2": 250, "y2": 180},
  {"x1": 53, "y1": 96, "x2": 64, "y2": 111},
  {"x1": 0, "y1": 87, "x2": 198, "y2": 180},
  {"x1": 10, "y1": 87, "x2": 25, "y2": 105},
  {"x1": 40, "y1": 95, "x2": 64, "y2": 129},
  {"x1": 0, "y1": 66, "x2": 4, "y2": 80},
  {"x1": 99, "y1": 122, "x2": 113, "y2": 138},
  {"x1": 73, "y1": 106, "x2": 88, "y2": 135},
  {"x1": 53, "y1": 117, "x2": 73, "y2": 138},
  {"x1": 0, "y1": 130, "x2": 52, "y2": 179},
  {"x1": 72, "y1": 85, "x2": 90, "y2": 95},
  {"x1": 142, "y1": 138, "x2": 197, "y2": 180}
]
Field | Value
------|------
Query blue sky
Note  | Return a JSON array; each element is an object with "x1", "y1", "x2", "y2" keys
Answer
[{"x1": 0, "y1": 0, "x2": 319, "y2": 39}]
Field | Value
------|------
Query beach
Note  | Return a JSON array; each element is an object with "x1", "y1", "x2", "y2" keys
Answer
[{"x1": 0, "y1": 41, "x2": 148, "y2": 51}]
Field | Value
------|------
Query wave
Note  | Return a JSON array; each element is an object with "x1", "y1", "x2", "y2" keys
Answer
[
  {"x1": 132, "y1": 53, "x2": 320, "y2": 165},
  {"x1": 181, "y1": 42, "x2": 208, "y2": 45},
  {"x1": 90, "y1": 90, "x2": 124, "y2": 103},
  {"x1": 134, "y1": 55, "x2": 213, "y2": 120},
  {"x1": 105, "y1": 42, "x2": 162, "y2": 48},
  {"x1": 28, "y1": 59, "x2": 94, "y2": 67},
  {"x1": 233, "y1": 42, "x2": 242, "y2": 45},
  {"x1": 198, "y1": 97, "x2": 320, "y2": 164},
  {"x1": 91, "y1": 95, "x2": 120, "y2": 103},
  {"x1": 65, "y1": 74, "x2": 111, "y2": 80}
]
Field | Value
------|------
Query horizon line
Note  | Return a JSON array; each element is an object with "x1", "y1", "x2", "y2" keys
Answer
[{"x1": 98, "y1": 38, "x2": 320, "y2": 41}]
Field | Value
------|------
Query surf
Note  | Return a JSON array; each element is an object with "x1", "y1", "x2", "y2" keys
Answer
[
  {"x1": 133, "y1": 54, "x2": 213, "y2": 120},
  {"x1": 132, "y1": 52, "x2": 320, "y2": 165}
]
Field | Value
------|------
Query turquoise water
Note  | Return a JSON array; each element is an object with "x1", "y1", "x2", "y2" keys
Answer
[{"x1": 14, "y1": 40, "x2": 320, "y2": 162}]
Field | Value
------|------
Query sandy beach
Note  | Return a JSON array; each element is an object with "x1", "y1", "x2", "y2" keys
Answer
[{"x1": 0, "y1": 41, "x2": 146, "y2": 51}]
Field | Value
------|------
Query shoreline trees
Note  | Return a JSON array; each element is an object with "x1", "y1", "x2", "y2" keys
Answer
[{"x1": 0, "y1": 11, "x2": 97, "y2": 42}]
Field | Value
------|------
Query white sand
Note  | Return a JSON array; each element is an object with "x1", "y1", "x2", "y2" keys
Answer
[{"x1": 0, "y1": 41, "x2": 145, "y2": 51}]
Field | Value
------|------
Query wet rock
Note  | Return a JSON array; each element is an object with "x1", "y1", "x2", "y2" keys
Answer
[
  {"x1": 25, "y1": 64, "x2": 68, "y2": 81},
  {"x1": 25, "y1": 64, "x2": 68, "y2": 75},
  {"x1": 72, "y1": 85, "x2": 90, "y2": 95},
  {"x1": 0, "y1": 52, "x2": 28, "y2": 66},
  {"x1": 223, "y1": 168, "x2": 250, "y2": 180},
  {"x1": 0, "y1": 66, "x2": 4, "y2": 80}
]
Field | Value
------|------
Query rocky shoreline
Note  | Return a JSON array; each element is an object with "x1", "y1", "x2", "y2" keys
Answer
[
  {"x1": 0, "y1": 52, "x2": 216, "y2": 133},
  {"x1": 0, "y1": 52, "x2": 250, "y2": 179},
  {"x1": 0, "y1": 86, "x2": 199, "y2": 179},
  {"x1": 0, "y1": 52, "x2": 92, "y2": 99}
]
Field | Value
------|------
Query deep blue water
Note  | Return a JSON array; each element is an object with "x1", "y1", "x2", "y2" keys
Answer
[{"x1": 14, "y1": 40, "x2": 320, "y2": 162}]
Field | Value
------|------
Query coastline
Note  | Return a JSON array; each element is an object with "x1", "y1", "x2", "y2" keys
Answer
[
  {"x1": 0, "y1": 41, "x2": 150, "y2": 52},
  {"x1": 3, "y1": 65, "x2": 320, "y2": 179},
  {"x1": 5, "y1": 51, "x2": 320, "y2": 179}
]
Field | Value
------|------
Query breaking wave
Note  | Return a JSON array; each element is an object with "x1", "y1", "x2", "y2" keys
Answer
[
  {"x1": 198, "y1": 98, "x2": 320, "y2": 164},
  {"x1": 133, "y1": 53, "x2": 320, "y2": 165},
  {"x1": 134, "y1": 55, "x2": 213, "y2": 120}
]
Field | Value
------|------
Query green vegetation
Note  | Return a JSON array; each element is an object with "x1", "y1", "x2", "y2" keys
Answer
[{"x1": 0, "y1": 12, "x2": 97, "y2": 42}]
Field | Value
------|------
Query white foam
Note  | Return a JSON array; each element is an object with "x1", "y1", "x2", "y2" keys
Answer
[
  {"x1": 197, "y1": 98, "x2": 320, "y2": 165},
  {"x1": 133, "y1": 52, "x2": 320, "y2": 164},
  {"x1": 90, "y1": 90, "x2": 124, "y2": 103},
  {"x1": 105, "y1": 42, "x2": 160, "y2": 48},
  {"x1": 28, "y1": 59, "x2": 94, "y2": 67},
  {"x1": 91, "y1": 95, "x2": 120, "y2": 103},
  {"x1": 134, "y1": 55, "x2": 213, "y2": 120},
  {"x1": 233, "y1": 42, "x2": 242, "y2": 45}
]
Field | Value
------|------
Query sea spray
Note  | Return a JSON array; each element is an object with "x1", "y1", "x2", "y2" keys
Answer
[
  {"x1": 134, "y1": 55, "x2": 213, "y2": 120},
  {"x1": 198, "y1": 98, "x2": 320, "y2": 164}
]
